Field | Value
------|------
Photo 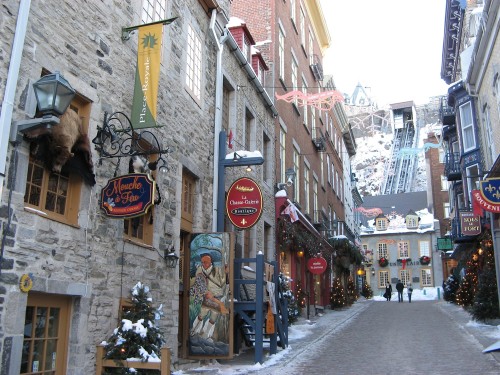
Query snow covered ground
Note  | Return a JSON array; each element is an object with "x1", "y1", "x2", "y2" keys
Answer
[{"x1": 173, "y1": 287, "x2": 500, "y2": 374}]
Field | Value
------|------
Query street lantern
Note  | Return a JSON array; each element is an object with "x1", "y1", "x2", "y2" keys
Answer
[
  {"x1": 33, "y1": 72, "x2": 76, "y2": 115},
  {"x1": 11, "y1": 72, "x2": 76, "y2": 141}
]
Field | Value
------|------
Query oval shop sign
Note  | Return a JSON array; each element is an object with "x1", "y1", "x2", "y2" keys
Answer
[{"x1": 226, "y1": 177, "x2": 263, "y2": 230}]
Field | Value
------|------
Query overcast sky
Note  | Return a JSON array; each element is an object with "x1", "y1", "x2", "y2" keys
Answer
[{"x1": 319, "y1": 0, "x2": 450, "y2": 107}]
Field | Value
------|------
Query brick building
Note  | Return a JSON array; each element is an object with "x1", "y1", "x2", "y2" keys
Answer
[{"x1": 231, "y1": 0, "x2": 360, "y2": 311}]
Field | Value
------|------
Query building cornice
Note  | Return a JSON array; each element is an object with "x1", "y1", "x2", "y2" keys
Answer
[{"x1": 304, "y1": 0, "x2": 331, "y2": 53}]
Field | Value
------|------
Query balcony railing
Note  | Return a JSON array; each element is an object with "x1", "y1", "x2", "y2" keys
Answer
[
  {"x1": 444, "y1": 152, "x2": 461, "y2": 181},
  {"x1": 440, "y1": 96, "x2": 455, "y2": 125}
]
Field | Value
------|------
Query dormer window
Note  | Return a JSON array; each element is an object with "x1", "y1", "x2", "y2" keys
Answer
[
  {"x1": 375, "y1": 217, "x2": 388, "y2": 231},
  {"x1": 405, "y1": 210, "x2": 420, "y2": 229}
]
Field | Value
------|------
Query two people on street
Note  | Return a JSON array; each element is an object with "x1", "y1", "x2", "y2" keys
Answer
[
  {"x1": 396, "y1": 279, "x2": 404, "y2": 302},
  {"x1": 384, "y1": 283, "x2": 392, "y2": 301}
]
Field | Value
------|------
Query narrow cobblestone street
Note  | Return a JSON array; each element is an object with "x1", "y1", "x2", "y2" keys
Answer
[
  {"x1": 255, "y1": 300, "x2": 500, "y2": 375},
  {"x1": 193, "y1": 300, "x2": 500, "y2": 375}
]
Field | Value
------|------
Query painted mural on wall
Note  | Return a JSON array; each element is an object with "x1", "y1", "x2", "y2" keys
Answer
[{"x1": 187, "y1": 233, "x2": 234, "y2": 359}]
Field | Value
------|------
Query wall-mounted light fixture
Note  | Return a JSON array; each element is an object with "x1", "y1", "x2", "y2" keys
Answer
[
  {"x1": 163, "y1": 245, "x2": 179, "y2": 269},
  {"x1": 10, "y1": 72, "x2": 76, "y2": 142},
  {"x1": 371, "y1": 267, "x2": 375, "y2": 276}
]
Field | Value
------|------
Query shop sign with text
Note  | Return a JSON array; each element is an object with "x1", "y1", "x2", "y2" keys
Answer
[
  {"x1": 226, "y1": 177, "x2": 263, "y2": 229},
  {"x1": 101, "y1": 173, "x2": 155, "y2": 218},
  {"x1": 307, "y1": 256, "x2": 327, "y2": 274},
  {"x1": 460, "y1": 212, "x2": 481, "y2": 236}
]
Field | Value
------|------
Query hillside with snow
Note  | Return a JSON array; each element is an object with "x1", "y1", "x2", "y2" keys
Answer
[{"x1": 348, "y1": 98, "x2": 443, "y2": 197}]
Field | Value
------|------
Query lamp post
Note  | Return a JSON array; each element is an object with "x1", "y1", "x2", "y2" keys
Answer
[
  {"x1": 217, "y1": 130, "x2": 264, "y2": 232},
  {"x1": 10, "y1": 72, "x2": 76, "y2": 142},
  {"x1": 285, "y1": 167, "x2": 296, "y2": 202}
]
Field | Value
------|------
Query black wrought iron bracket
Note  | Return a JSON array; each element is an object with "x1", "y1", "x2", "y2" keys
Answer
[{"x1": 92, "y1": 111, "x2": 171, "y2": 172}]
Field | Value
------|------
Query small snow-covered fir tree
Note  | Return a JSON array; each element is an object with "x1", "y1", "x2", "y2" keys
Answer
[
  {"x1": 472, "y1": 248, "x2": 500, "y2": 321},
  {"x1": 361, "y1": 281, "x2": 373, "y2": 299},
  {"x1": 330, "y1": 277, "x2": 346, "y2": 309},
  {"x1": 279, "y1": 274, "x2": 300, "y2": 324},
  {"x1": 456, "y1": 257, "x2": 479, "y2": 308},
  {"x1": 103, "y1": 282, "x2": 165, "y2": 374},
  {"x1": 443, "y1": 274, "x2": 460, "y2": 302},
  {"x1": 346, "y1": 276, "x2": 358, "y2": 305}
]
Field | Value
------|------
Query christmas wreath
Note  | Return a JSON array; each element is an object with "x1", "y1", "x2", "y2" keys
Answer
[
  {"x1": 378, "y1": 257, "x2": 389, "y2": 267},
  {"x1": 419, "y1": 255, "x2": 431, "y2": 265}
]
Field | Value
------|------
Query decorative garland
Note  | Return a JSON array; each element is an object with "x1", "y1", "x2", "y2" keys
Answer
[{"x1": 378, "y1": 257, "x2": 389, "y2": 267}]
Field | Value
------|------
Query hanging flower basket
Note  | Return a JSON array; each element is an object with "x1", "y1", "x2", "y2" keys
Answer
[
  {"x1": 378, "y1": 257, "x2": 389, "y2": 267},
  {"x1": 420, "y1": 255, "x2": 431, "y2": 265}
]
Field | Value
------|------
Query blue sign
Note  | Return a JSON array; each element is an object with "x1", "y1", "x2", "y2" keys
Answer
[{"x1": 479, "y1": 178, "x2": 500, "y2": 205}]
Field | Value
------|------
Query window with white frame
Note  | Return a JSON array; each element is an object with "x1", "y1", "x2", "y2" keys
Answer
[
  {"x1": 421, "y1": 269, "x2": 432, "y2": 286},
  {"x1": 397, "y1": 241, "x2": 409, "y2": 258},
  {"x1": 304, "y1": 163, "x2": 310, "y2": 213},
  {"x1": 339, "y1": 176, "x2": 343, "y2": 200},
  {"x1": 308, "y1": 30, "x2": 314, "y2": 64},
  {"x1": 300, "y1": 6, "x2": 305, "y2": 47},
  {"x1": 280, "y1": 129, "x2": 286, "y2": 183},
  {"x1": 466, "y1": 164, "x2": 479, "y2": 204},
  {"x1": 441, "y1": 175, "x2": 448, "y2": 191},
  {"x1": 326, "y1": 155, "x2": 331, "y2": 186},
  {"x1": 379, "y1": 271, "x2": 390, "y2": 288},
  {"x1": 141, "y1": 0, "x2": 166, "y2": 23},
  {"x1": 186, "y1": 24, "x2": 202, "y2": 101},
  {"x1": 291, "y1": 54, "x2": 298, "y2": 105},
  {"x1": 444, "y1": 202, "x2": 450, "y2": 218},
  {"x1": 302, "y1": 80, "x2": 308, "y2": 127},
  {"x1": 331, "y1": 163, "x2": 335, "y2": 189},
  {"x1": 419, "y1": 241, "x2": 430, "y2": 257},
  {"x1": 320, "y1": 153, "x2": 324, "y2": 187},
  {"x1": 399, "y1": 270, "x2": 410, "y2": 286},
  {"x1": 439, "y1": 149, "x2": 445, "y2": 163},
  {"x1": 377, "y1": 243, "x2": 388, "y2": 259},
  {"x1": 459, "y1": 101, "x2": 475, "y2": 151},
  {"x1": 279, "y1": 25, "x2": 285, "y2": 80},
  {"x1": 313, "y1": 177, "x2": 318, "y2": 222},
  {"x1": 293, "y1": 147, "x2": 300, "y2": 202},
  {"x1": 482, "y1": 104, "x2": 496, "y2": 165}
]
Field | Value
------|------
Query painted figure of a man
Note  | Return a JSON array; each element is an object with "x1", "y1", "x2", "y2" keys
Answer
[{"x1": 190, "y1": 253, "x2": 229, "y2": 339}]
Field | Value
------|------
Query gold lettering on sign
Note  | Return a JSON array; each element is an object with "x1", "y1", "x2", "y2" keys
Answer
[{"x1": 236, "y1": 185, "x2": 255, "y2": 192}]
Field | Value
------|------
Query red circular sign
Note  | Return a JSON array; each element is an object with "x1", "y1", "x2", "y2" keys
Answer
[
  {"x1": 307, "y1": 257, "x2": 327, "y2": 274},
  {"x1": 226, "y1": 177, "x2": 263, "y2": 229}
]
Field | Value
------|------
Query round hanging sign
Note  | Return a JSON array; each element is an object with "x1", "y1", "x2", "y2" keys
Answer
[
  {"x1": 226, "y1": 177, "x2": 263, "y2": 229},
  {"x1": 307, "y1": 256, "x2": 327, "y2": 275}
]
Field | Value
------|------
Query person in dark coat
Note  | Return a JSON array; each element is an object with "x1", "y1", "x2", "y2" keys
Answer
[
  {"x1": 384, "y1": 283, "x2": 392, "y2": 301},
  {"x1": 396, "y1": 280, "x2": 404, "y2": 302}
]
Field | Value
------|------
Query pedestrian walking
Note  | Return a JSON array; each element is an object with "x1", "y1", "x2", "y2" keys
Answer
[
  {"x1": 407, "y1": 283, "x2": 413, "y2": 303},
  {"x1": 396, "y1": 279, "x2": 404, "y2": 302},
  {"x1": 384, "y1": 283, "x2": 392, "y2": 301}
]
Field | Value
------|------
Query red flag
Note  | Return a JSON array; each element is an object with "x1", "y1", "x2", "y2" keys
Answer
[
  {"x1": 402, "y1": 259, "x2": 407, "y2": 270},
  {"x1": 227, "y1": 129, "x2": 233, "y2": 149}
]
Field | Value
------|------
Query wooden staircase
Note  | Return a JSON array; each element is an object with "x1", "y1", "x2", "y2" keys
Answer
[{"x1": 233, "y1": 253, "x2": 289, "y2": 363}]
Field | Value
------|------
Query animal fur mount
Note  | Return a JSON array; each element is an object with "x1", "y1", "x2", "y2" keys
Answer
[{"x1": 26, "y1": 108, "x2": 96, "y2": 186}]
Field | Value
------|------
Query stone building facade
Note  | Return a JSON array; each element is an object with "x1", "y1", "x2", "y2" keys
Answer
[{"x1": 0, "y1": 0, "x2": 276, "y2": 373}]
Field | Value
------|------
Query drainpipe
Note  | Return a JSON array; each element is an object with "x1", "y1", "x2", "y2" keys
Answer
[
  {"x1": 209, "y1": 9, "x2": 229, "y2": 232},
  {"x1": 0, "y1": 0, "x2": 32, "y2": 202}
]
